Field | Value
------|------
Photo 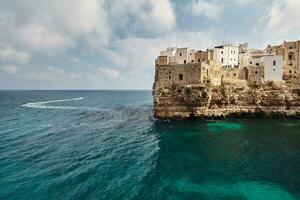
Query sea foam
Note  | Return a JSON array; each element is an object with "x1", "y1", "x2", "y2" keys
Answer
[{"x1": 22, "y1": 97, "x2": 84, "y2": 110}]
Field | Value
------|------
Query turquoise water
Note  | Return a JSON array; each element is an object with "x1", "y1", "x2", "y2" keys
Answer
[{"x1": 0, "y1": 90, "x2": 300, "y2": 200}]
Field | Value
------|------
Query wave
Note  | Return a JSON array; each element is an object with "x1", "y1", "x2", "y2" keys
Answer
[{"x1": 22, "y1": 97, "x2": 84, "y2": 110}]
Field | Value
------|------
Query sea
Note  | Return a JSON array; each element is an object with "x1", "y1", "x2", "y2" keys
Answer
[{"x1": 0, "y1": 90, "x2": 300, "y2": 200}]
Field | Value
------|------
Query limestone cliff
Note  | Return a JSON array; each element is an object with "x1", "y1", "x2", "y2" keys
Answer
[{"x1": 153, "y1": 81, "x2": 300, "y2": 119}]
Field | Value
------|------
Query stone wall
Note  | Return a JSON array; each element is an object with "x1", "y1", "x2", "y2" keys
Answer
[
  {"x1": 195, "y1": 51, "x2": 208, "y2": 63},
  {"x1": 154, "y1": 63, "x2": 202, "y2": 89}
]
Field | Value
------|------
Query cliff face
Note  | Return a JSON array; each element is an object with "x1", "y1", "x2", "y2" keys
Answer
[{"x1": 153, "y1": 82, "x2": 300, "y2": 119}]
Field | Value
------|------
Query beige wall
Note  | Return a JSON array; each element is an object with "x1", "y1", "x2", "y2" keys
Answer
[
  {"x1": 156, "y1": 56, "x2": 169, "y2": 66},
  {"x1": 195, "y1": 51, "x2": 208, "y2": 63},
  {"x1": 247, "y1": 66, "x2": 264, "y2": 85},
  {"x1": 266, "y1": 40, "x2": 300, "y2": 79},
  {"x1": 201, "y1": 61, "x2": 222, "y2": 86},
  {"x1": 155, "y1": 63, "x2": 202, "y2": 88}
]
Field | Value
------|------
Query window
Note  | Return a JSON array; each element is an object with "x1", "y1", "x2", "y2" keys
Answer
[
  {"x1": 190, "y1": 53, "x2": 192, "y2": 55},
  {"x1": 288, "y1": 52, "x2": 295, "y2": 60},
  {"x1": 221, "y1": 51, "x2": 223, "y2": 54},
  {"x1": 273, "y1": 61, "x2": 276, "y2": 66},
  {"x1": 289, "y1": 70, "x2": 292, "y2": 74},
  {"x1": 255, "y1": 63, "x2": 259, "y2": 66},
  {"x1": 273, "y1": 69, "x2": 275, "y2": 71},
  {"x1": 221, "y1": 58, "x2": 224, "y2": 63},
  {"x1": 289, "y1": 47, "x2": 293, "y2": 49},
  {"x1": 169, "y1": 75, "x2": 172, "y2": 79},
  {"x1": 179, "y1": 74, "x2": 183, "y2": 80},
  {"x1": 250, "y1": 61, "x2": 252, "y2": 64},
  {"x1": 198, "y1": 59, "x2": 200, "y2": 62},
  {"x1": 255, "y1": 71, "x2": 258, "y2": 74},
  {"x1": 191, "y1": 60, "x2": 194, "y2": 63},
  {"x1": 184, "y1": 60, "x2": 186, "y2": 64},
  {"x1": 234, "y1": 74, "x2": 236, "y2": 76},
  {"x1": 179, "y1": 53, "x2": 182, "y2": 56}
]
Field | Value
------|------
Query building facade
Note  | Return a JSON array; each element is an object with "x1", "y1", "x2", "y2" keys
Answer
[
  {"x1": 263, "y1": 55, "x2": 283, "y2": 82},
  {"x1": 265, "y1": 40, "x2": 300, "y2": 79},
  {"x1": 210, "y1": 44, "x2": 239, "y2": 68},
  {"x1": 155, "y1": 42, "x2": 288, "y2": 90}
]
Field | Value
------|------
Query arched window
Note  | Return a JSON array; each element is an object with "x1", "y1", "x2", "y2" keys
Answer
[{"x1": 288, "y1": 52, "x2": 295, "y2": 61}]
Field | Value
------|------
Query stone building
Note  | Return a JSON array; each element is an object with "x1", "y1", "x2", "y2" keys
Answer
[
  {"x1": 154, "y1": 63, "x2": 202, "y2": 88},
  {"x1": 245, "y1": 55, "x2": 283, "y2": 84},
  {"x1": 238, "y1": 43, "x2": 249, "y2": 68},
  {"x1": 155, "y1": 43, "x2": 286, "y2": 91},
  {"x1": 175, "y1": 48, "x2": 190, "y2": 64},
  {"x1": 195, "y1": 50, "x2": 208, "y2": 63},
  {"x1": 160, "y1": 47, "x2": 177, "y2": 64},
  {"x1": 265, "y1": 40, "x2": 300, "y2": 79},
  {"x1": 201, "y1": 61, "x2": 222, "y2": 86}
]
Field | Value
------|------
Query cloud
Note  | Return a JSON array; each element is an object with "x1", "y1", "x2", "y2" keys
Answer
[
  {"x1": 109, "y1": 0, "x2": 176, "y2": 34},
  {"x1": 0, "y1": 46, "x2": 30, "y2": 64},
  {"x1": 0, "y1": 0, "x2": 110, "y2": 53},
  {"x1": 190, "y1": 0, "x2": 222, "y2": 20},
  {"x1": 20, "y1": 24, "x2": 74, "y2": 52},
  {"x1": 2, "y1": 0, "x2": 263, "y2": 89},
  {"x1": 235, "y1": 0, "x2": 253, "y2": 5},
  {"x1": 0, "y1": 64, "x2": 18, "y2": 74},
  {"x1": 96, "y1": 67, "x2": 120, "y2": 79},
  {"x1": 263, "y1": 0, "x2": 300, "y2": 37}
]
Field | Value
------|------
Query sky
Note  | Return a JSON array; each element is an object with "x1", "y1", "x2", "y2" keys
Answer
[{"x1": 0, "y1": 0, "x2": 300, "y2": 90}]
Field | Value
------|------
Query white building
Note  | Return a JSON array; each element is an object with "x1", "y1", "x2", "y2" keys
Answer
[
  {"x1": 263, "y1": 55, "x2": 283, "y2": 82},
  {"x1": 160, "y1": 47, "x2": 177, "y2": 64},
  {"x1": 211, "y1": 44, "x2": 239, "y2": 68},
  {"x1": 175, "y1": 48, "x2": 189, "y2": 64}
]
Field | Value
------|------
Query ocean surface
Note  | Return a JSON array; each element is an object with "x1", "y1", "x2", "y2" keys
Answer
[{"x1": 0, "y1": 90, "x2": 300, "y2": 200}]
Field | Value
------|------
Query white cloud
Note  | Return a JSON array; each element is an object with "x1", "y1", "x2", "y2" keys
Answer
[
  {"x1": 20, "y1": 24, "x2": 74, "y2": 52},
  {"x1": 0, "y1": 64, "x2": 18, "y2": 74},
  {"x1": 96, "y1": 67, "x2": 120, "y2": 79},
  {"x1": 109, "y1": 0, "x2": 176, "y2": 34},
  {"x1": 235, "y1": 0, "x2": 253, "y2": 5},
  {"x1": 0, "y1": 0, "x2": 110, "y2": 53},
  {"x1": 263, "y1": 0, "x2": 300, "y2": 37},
  {"x1": 190, "y1": 0, "x2": 221, "y2": 20},
  {"x1": 0, "y1": 46, "x2": 30, "y2": 64},
  {"x1": 20, "y1": 65, "x2": 81, "y2": 82},
  {"x1": 57, "y1": 0, "x2": 111, "y2": 49}
]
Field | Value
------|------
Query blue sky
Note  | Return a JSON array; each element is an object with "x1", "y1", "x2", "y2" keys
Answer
[{"x1": 0, "y1": 0, "x2": 299, "y2": 89}]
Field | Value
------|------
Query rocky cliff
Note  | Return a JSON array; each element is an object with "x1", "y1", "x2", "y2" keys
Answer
[{"x1": 153, "y1": 81, "x2": 300, "y2": 119}]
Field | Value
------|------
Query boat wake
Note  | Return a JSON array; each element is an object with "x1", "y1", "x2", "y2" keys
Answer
[{"x1": 22, "y1": 97, "x2": 84, "y2": 110}]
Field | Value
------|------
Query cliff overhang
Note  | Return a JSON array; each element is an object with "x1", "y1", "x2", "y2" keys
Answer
[{"x1": 153, "y1": 81, "x2": 300, "y2": 119}]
